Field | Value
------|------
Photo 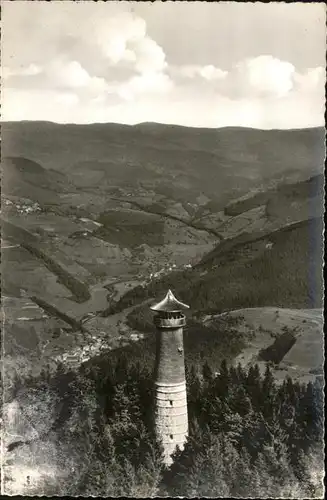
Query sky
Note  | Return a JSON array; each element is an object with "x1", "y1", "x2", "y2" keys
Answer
[{"x1": 1, "y1": 1, "x2": 326, "y2": 129}]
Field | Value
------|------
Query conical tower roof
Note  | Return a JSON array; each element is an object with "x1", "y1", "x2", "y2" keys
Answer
[{"x1": 150, "y1": 289, "x2": 190, "y2": 312}]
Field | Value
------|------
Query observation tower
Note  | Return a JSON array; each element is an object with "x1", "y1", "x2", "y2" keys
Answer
[{"x1": 150, "y1": 289, "x2": 189, "y2": 465}]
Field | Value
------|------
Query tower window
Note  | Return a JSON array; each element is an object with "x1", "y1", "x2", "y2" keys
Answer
[
  {"x1": 170, "y1": 434, "x2": 173, "y2": 440},
  {"x1": 170, "y1": 400, "x2": 173, "y2": 406}
]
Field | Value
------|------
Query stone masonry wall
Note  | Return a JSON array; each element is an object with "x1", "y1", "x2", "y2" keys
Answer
[{"x1": 154, "y1": 326, "x2": 188, "y2": 465}]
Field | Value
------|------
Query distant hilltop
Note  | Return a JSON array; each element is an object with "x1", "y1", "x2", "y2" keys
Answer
[{"x1": 1, "y1": 119, "x2": 325, "y2": 133}]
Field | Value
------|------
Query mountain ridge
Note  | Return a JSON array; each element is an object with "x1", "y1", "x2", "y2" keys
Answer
[{"x1": 2, "y1": 119, "x2": 325, "y2": 133}]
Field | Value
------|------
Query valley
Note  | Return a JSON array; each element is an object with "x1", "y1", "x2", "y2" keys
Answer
[
  {"x1": 1, "y1": 121, "x2": 324, "y2": 498},
  {"x1": 1, "y1": 122, "x2": 324, "y2": 385}
]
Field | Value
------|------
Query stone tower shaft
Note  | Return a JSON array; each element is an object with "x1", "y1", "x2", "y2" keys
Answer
[{"x1": 151, "y1": 290, "x2": 189, "y2": 466}]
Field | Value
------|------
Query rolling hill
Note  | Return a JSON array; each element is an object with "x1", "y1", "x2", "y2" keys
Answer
[
  {"x1": 1, "y1": 156, "x2": 71, "y2": 204},
  {"x1": 1, "y1": 121, "x2": 324, "y2": 380},
  {"x1": 2, "y1": 122, "x2": 324, "y2": 205}
]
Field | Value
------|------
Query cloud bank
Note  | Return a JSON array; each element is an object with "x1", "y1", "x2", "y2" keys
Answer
[{"x1": 2, "y1": 2, "x2": 326, "y2": 129}]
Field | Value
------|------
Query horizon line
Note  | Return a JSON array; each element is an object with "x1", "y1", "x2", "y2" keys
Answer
[{"x1": 0, "y1": 118, "x2": 324, "y2": 132}]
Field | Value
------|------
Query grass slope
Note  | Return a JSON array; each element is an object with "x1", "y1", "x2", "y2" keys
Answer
[
  {"x1": 216, "y1": 307, "x2": 323, "y2": 383},
  {"x1": 224, "y1": 173, "x2": 324, "y2": 216},
  {"x1": 1, "y1": 156, "x2": 70, "y2": 204}
]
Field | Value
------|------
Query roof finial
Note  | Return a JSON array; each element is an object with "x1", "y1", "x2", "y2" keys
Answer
[{"x1": 150, "y1": 289, "x2": 190, "y2": 312}]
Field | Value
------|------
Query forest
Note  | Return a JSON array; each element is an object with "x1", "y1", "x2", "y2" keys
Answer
[{"x1": 11, "y1": 350, "x2": 324, "y2": 497}]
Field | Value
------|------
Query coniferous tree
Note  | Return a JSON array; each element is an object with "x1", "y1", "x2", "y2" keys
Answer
[
  {"x1": 261, "y1": 365, "x2": 276, "y2": 418},
  {"x1": 231, "y1": 385, "x2": 253, "y2": 417},
  {"x1": 246, "y1": 363, "x2": 261, "y2": 409},
  {"x1": 186, "y1": 364, "x2": 201, "y2": 405},
  {"x1": 202, "y1": 360, "x2": 213, "y2": 384},
  {"x1": 11, "y1": 350, "x2": 324, "y2": 498}
]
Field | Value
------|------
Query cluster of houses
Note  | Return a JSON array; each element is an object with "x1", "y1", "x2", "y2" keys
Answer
[
  {"x1": 143, "y1": 262, "x2": 192, "y2": 286},
  {"x1": 54, "y1": 330, "x2": 145, "y2": 367},
  {"x1": 3, "y1": 197, "x2": 41, "y2": 215}
]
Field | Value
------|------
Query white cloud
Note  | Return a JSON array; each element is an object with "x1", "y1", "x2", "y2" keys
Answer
[
  {"x1": 2, "y1": 4, "x2": 172, "y2": 111},
  {"x1": 50, "y1": 61, "x2": 109, "y2": 94},
  {"x1": 48, "y1": 60, "x2": 91, "y2": 88},
  {"x1": 1, "y1": 2, "x2": 325, "y2": 129},
  {"x1": 21, "y1": 64, "x2": 43, "y2": 77},
  {"x1": 242, "y1": 56, "x2": 295, "y2": 96},
  {"x1": 226, "y1": 56, "x2": 296, "y2": 98},
  {"x1": 200, "y1": 65, "x2": 228, "y2": 81},
  {"x1": 2, "y1": 63, "x2": 42, "y2": 79},
  {"x1": 4, "y1": 58, "x2": 111, "y2": 97},
  {"x1": 94, "y1": 11, "x2": 147, "y2": 64},
  {"x1": 104, "y1": 37, "x2": 130, "y2": 64},
  {"x1": 91, "y1": 9, "x2": 168, "y2": 78},
  {"x1": 2, "y1": 74, "x2": 324, "y2": 129},
  {"x1": 177, "y1": 64, "x2": 228, "y2": 81},
  {"x1": 118, "y1": 71, "x2": 173, "y2": 101},
  {"x1": 171, "y1": 56, "x2": 306, "y2": 100},
  {"x1": 133, "y1": 37, "x2": 167, "y2": 74}
]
